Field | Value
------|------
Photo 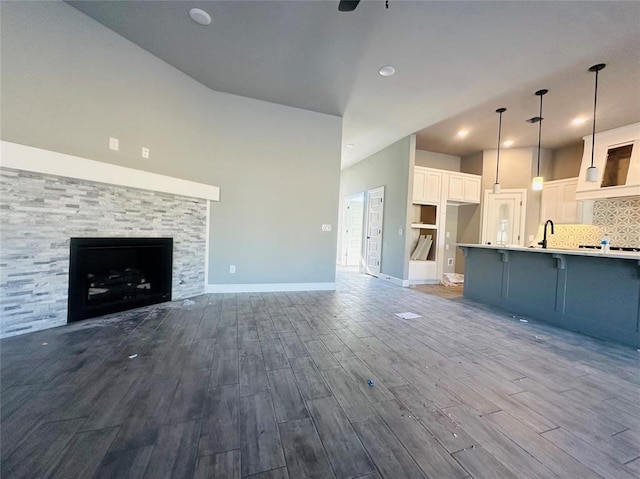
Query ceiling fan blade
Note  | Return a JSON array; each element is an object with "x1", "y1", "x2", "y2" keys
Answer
[{"x1": 338, "y1": 0, "x2": 361, "y2": 12}]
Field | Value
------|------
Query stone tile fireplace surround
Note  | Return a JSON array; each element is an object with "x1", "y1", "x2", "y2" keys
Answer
[{"x1": 0, "y1": 142, "x2": 219, "y2": 338}]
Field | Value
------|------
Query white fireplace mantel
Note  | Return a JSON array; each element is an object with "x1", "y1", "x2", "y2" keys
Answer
[{"x1": 0, "y1": 141, "x2": 220, "y2": 201}]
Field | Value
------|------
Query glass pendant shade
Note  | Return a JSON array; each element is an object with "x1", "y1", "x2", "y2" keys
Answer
[
  {"x1": 492, "y1": 182, "x2": 501, "y2": 194},
  {"x1": 532, "y1": 176, "x2": 544, "y2": 191},
  {"x1": 586, "y1": 165, "x2": 598, "y2": 182}
]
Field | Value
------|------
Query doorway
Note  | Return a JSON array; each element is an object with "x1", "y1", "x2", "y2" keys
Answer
[
  {"x1": 340, "y1": 192, "x2": 365, "y2": 267},
  {"x1": 481, "y1": 189, "x2": 527, "y2": 246},
  {"x1": 363, "y1": 186, "x2": 385, "y2": 277}
]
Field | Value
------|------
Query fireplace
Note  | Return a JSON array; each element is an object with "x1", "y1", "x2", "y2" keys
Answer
[{"x1": 68, "y1": 237, "x2": 173, "y2": 322}]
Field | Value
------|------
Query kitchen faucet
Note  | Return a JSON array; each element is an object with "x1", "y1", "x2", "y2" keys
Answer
[{"x1": 538, "y1": 219, "x2": 554, "y2": 249}]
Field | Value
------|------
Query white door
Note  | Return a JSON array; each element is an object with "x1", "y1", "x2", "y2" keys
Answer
[
  {"x1": 481, "y1": 190, "x2": 526, "y2": 246},
  {"x1": 363, "y1": 186, "x2": 384, "y2": 276},
  {"x1": 341, "y1": 193, "x2": 365, "y2": 266}
]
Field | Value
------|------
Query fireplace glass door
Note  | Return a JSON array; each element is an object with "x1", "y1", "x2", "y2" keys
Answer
[{"x1": 68, "y1": 237, "x2": 173, "y2": 322}]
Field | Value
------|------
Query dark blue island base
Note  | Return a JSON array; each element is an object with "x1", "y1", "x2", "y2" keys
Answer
[{"x1": 459, "y1": 245, "x2": 640, "y2": 348}]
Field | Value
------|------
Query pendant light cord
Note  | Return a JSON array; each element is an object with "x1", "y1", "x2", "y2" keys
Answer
[
  {"x1": 536, "y1": 93, "x2": 543, "y2": 176},
  {"x1": 495, "y1": 108, "x2": 505, "y2": 184},
  {"x1": 590, "y1": 68, "x2": 599, "y2": 168}
]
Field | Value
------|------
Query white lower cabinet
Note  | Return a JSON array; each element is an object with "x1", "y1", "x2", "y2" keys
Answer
[
  {"x1": 408, "y1": 204, "x2": 438, "y2": 283},
  {"x1": 409, "y1": 260, "x2": 438, "y2": 283}
]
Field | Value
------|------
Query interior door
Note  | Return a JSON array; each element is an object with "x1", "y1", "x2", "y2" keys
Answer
[
  {"x1": 341, "y1": 193, "x2": 364, "y2": 266},
  {"x1": 363, "y1": 186, "x2": 384, "y2": 276},
  {"x1": 482, "y1": 190, "x2": 526, "y2": 246}
]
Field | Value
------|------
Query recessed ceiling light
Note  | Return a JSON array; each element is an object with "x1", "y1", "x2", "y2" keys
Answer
[
  {"x1": 457, "y1": 129, "x2": 469, "y2": 138},
  {"x1": 346, "y1": 143, "x2": 355, "y2": 149},
  {"x1": 503, "y1": 140, "x2": 514, "y2": 147},
  {"x1": 378, "y1": 65, "x2": 396, "y2": 77},
  {"x1": 189, "y1": 8, "x2": 212, "y2": 26},
  {"x1": 571, "y1": 117, "x2": 587, "y2": 125}
]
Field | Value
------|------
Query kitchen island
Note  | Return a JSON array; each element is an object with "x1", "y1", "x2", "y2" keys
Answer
[{"x1": 458, "y1": 244, "x2": 640, "y2": 347}]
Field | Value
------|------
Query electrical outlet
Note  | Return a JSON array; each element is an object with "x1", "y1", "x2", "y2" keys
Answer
[
  {"x1": 321, "y1": 224, "x2": 331, "y2": 232},
  {"x1": 229, "y1": 265, "x2": 236, "y2": 274},
  {"x1": 446, "y1": 231, "x2": 450, "y2": 238},
  {"x1": 141, "y1": 147, "x2": 150, "y2": 159},
  {"x1": 447, "y1": 258, "x2": 454, "y2": 266},
  {"x1": 445, "y1": 244, "x2": 450, "y2": 250},
  {"x1": 109, "y1": 137, "x2": 119, "y2": 151}
]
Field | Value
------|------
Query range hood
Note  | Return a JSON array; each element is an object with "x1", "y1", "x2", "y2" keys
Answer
[{"x1": 575, "y1": 122, "x2": 640, "y2": 200}]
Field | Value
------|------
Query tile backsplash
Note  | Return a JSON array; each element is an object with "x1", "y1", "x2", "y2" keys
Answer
[
  {"x1": 593, "y1": 197, "x2": 640, "y2": 247},
  {"x1": 532, "y1": 223, "x2": 604, "y2": 249},
  {"x1": 531, "y1": 197, "x2": 640, "y2": 248}
]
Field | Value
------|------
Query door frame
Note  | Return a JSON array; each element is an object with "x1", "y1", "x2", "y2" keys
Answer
[
  {"x1": 481, "y1": 188, "x2": 527, "y2": 246},
  {"x1": 363, "y1": 186, "x2": 385, "y2": 276},
  {"x1": 340, "y1": 192, "x2": 365, "y2": 267}
]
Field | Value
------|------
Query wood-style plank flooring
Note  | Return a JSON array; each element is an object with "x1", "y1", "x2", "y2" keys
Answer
[{"x1": 1, "y1": 268, "x2": 639, "y2": 478}]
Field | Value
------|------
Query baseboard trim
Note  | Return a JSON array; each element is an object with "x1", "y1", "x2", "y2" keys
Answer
[
  {"x1": 379, "y1": 274, "x2": 410, "y2": 287},
  {"x1": 206, "y1": 282, "x2": 336, "y2": 293}
]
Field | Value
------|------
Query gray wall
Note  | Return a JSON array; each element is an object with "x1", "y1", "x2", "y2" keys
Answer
[
  {"x1": 460, "y1": 152, "x2": 484, "y2": 175},
  {"x1": 443, "y1": 205, "x2": 459, "y2": 274},
  {"x1": 456, "y1": 152, "x2": 484, "y2": 273},
  {"x1": 415, "y1": 150, "x2": 461, "y2": 171},
  {"x1": 482, "y1": 147, "x2": 553, "y2": 244},
  {"x1": 551, "y1": 142, "x2": 583, "y2": 180},
  {"x1": 340, "y1": 137, "x2": 412, "y2": 280},
  {"x1": 0, "y1": 1, "x2": 342, "y2": 285}
]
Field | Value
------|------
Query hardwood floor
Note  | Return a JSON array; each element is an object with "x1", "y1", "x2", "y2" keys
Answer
[{"x1": 1, "y1": 269, "x2": 639, "y2": 478}]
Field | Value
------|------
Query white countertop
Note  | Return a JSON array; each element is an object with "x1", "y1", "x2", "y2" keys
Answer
[{"x1": 457, "y1": 244, "x2": 640, "y2": 261}]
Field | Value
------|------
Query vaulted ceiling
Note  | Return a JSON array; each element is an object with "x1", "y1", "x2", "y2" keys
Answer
[{"x1": 68, "y1": 1, "x2": 640, "y2": 168}]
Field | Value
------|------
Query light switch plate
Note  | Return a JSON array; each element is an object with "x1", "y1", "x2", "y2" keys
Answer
[
  {"x1": 321, "y1": 224, "x2": 331, "y2": 232},
  {"x1": 109, "y1": 137, "x2": 119, "y2": 151},
  {"x1": 229, "y1": 265, "x2": 236, "y2": 274}
]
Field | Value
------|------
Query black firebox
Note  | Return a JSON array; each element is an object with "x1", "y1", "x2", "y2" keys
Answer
[{"x1": 68, "y1": 237, "x2": 173, "y2": 322}]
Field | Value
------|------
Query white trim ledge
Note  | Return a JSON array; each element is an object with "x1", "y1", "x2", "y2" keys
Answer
[
  {"x1": 206, "y1": 282, "x2": 336, "y2": 293},
  {"x1": 379, "y1": 275, "x2": 410, "y2": 287},
  {"x1": 0, "y1": 141, "x2": 220, "y2": 201},
  {"x1": 408, "y1": 280, "x2": 439, "y2": 286}
]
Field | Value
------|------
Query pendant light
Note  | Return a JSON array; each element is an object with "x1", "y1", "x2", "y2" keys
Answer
[
  {"x1": 586, "y1": 63, "x2": 606, "y2": 182},
  {"x1": 493, "y1": 107, "x2": 507, "y2": 194},
  {"x1": 531, "y1": 89, "x2": 548, "y2": 191}
]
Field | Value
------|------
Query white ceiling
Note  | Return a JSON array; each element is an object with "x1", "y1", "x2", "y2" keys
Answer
[{"x1": 67, "y1": 0, "x2": 640, "y2": 168}]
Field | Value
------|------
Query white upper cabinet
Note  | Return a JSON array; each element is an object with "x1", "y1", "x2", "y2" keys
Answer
[
  {"x1": 463, "y1": 176, "x2": 481, "y2": 203},
  {"x1": 448, "y1": 172, "x2": 481, "y2": 203},
  {"x1": 541, "y1": 178, "x2": 592, "y2": 224},
  {"x1": 413, "y1": 167, "x2": 442, "y2": 204},
  {"x1": 448, "y1": 174, "x2": 464, "y2": 200},
  {"x1": 413, "y1": 167, "x2": 481, "y2": 204},
  {"x1": 412, "y1": 167, "x2": 427, "y2": 203},
  {"x1": 425, "y1": 171, "x2": 442, "y2": 203}
]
